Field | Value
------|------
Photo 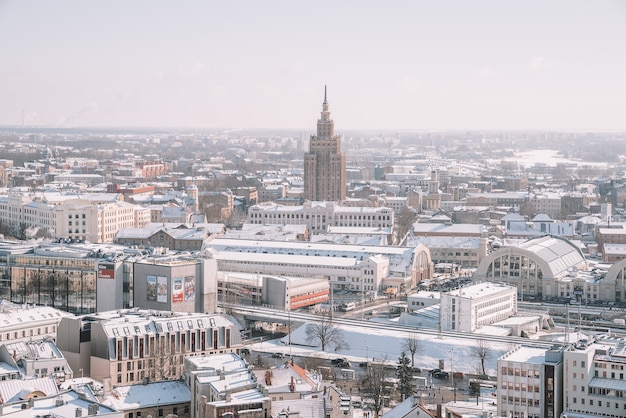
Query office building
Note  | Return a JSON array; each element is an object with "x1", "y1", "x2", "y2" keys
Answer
[
  {"x1": 440, "y1": 282, "x2": 517, "y2": 332},
  {"x1": 303, "y1": 86, "x2": 346, "y2": 202},
  {"x1": 497, "y1": 345, "x2": 565, "y2": 418}
]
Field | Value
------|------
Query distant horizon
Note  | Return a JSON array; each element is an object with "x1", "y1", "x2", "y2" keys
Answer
[{"x1": 1, "y1": 124, "x2": 625, "y2": 135}]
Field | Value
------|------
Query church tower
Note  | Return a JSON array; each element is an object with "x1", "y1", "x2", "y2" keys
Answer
[{"x1": 303, "y1": 86, "x2": 347, "y2": 202}]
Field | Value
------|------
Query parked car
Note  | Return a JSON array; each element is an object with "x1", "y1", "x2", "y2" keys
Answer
[
  {"x1": 351, "y1": 400, "x2": 362, "y2": 409},
  {"x1": 337, "y1": 360, "x2": 351, "y2": 368},
  {"x1": 240, "y1": 348, "x2": 250, "y2": 356},
  {"x1": 428, "y1": 368, "x2": 441, "y2": 375},
  {"x1": 272, "y1": 353, "x2": 285, "y2": 359},
  {"x1": 433, "y1": 371, "x2": 449, "y2": 378},
  {"x1": 331, "y1": 358, "x2": 346, "y2": 366}
]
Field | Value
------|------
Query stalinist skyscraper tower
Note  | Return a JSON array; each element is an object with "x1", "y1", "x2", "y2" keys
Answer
[{"x1": 304, "y1": 86, "x2": 347, "y2": 202}]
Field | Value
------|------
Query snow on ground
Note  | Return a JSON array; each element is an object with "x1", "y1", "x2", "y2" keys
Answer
[{"x1": 249, "y1": 321, "x2": 515, "y2": 375}]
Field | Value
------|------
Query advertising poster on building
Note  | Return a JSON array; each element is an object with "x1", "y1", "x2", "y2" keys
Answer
[
  {"x1": 184, "y1": 275, "x2": 196, "y2": 301},
  {"x1": 172, "y1": 277, "x2": 184, "y2": 303},
  {"x1": 157, "y1": 276, "x2": 168, "y2": 303},
  {"x1": 98, "y1": 262, "x2": 115, "y2": 279},
  {"x1": 147, "y1": 275, "x2": 157, "y2": 301}
]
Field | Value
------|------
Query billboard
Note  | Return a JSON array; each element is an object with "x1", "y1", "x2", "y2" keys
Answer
[
  {"x1": 184, "y1": 275, "x2": 196, "y2": 301},
  {"x1": 98, "y1": 263, "x2": 115, "y2": 279},
  {"x1": 157, "y1": 276, "x2": 168, "y2": 303},
  {"x1": 172, "y1": 277, "x2": 184, "y2": 303},
  {"x1": 147, "y1": 275, "x2": 157, "y2": 301}
]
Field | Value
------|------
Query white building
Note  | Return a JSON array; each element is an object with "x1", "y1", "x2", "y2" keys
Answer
[
  {"x1": 247, "y1": 201, "x2": 394, "y2": 234},
  {"x1": 562, "y1": 338, "x2": 626, "y2": 418},
  {"x1": 0, "y1": 301, "x2": 73, "y2": 345},
  {"x1": 440, "y1": 282, "x2": 517, "y2": 332},
  {"x1": 0, "y1": 339, "x2": 72, "y2": 383},
  {"x1": 497, "y1": 345, "x2": 565, "y2": 418},
  {"x1": 0, "y1": 189, "x2": 150, "y2": 243},
  {"x1": 407, "y1": 291, "x2": 440, "y2": 312},
  {"x1": 0, "y1": 386, "x2": 121, "y2": 418},
  {"x1": 184, "y1": 353, "x2": 269, "y2": 418},
  {"x1": 203, "y1": 238, "x2": 433, "y2": 294}
]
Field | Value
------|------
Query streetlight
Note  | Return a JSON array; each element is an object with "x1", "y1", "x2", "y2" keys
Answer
[{"x1": 449, "y1": 349, "x2": 457, "y2": 403}]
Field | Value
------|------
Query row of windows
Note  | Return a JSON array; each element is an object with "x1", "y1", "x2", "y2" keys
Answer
[
  {"x1": 502, "y1": 367, "x2": 541, "y2": 378},
  {"x1": 570, "y1": 397, "x2": 626, "y2": 410},
  {"x1": 501, "y1": 396, "x2": 540, "y2": 407},
  {"x1": 0, "y1": 325, "x2": 55, "y2": 341},
  {"x1": 501, "y1": 381, "x2": 541, "y2": 391}
]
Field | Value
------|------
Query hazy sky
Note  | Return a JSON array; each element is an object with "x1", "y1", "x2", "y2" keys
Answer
[{"x1": 1, "y1": 1, "x2": 625, "y2": 131}]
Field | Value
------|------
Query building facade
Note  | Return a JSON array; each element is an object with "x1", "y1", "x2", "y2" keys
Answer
[
  {"x1": 0, "y1": 189, "x2": 150, "y2": 243},
  {"x1": 56, "y1": 309, "x2": 243, "y2": 387},
  {"x1": 440, "y1": 282, "x2": 517, "y2": 332},
  {"x1": 247, "y1": 201, "x2": 394, "y2": 234},
  {"x1": 497, "y1": 345, "x2": 564, "y2": 418},
  {"x1": 562, "y1": 339, "x2": 626, "y2": 418},
  {"x1": 204, "y1": 238, "x2": 433, "y2": 295},
  {"x1": 303, "y1": 87, "x2": 346, "y2": 202}
]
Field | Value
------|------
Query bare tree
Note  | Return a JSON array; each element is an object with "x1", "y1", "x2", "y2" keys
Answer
[
  {"x1": 472, "y1": 339, "x2": 492, "y2": 377},
  {"x1": 305, "y1": 311, "x2": 348, "y2": 352},
  {"x1": 362, "y1": 362, "x2": 392, "y2": 416},
  {"x1": 402, "y1": 333, "x2": 422, "y2": 368},
  {"x1": 149, "y1": 337, "x2": 171, "y2": 381},
  {"x1": 395, "y1": 207, "x2": 417, "y2": 245}
]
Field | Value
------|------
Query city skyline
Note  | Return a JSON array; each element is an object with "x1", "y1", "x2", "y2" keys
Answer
[{"x1": 1, "y1": 1, "x2": 625, "y2": 131}]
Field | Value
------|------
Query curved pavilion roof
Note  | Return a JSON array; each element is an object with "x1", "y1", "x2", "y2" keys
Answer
[{"x1": 474, "y1": 235, "x2": 587, "y2": 280}]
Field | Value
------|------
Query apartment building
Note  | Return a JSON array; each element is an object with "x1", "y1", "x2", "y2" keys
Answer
[
  {"x1": 0, "y1": 301, "x2": 72, "y2": 345},
  {"x1": 56, "y1": 309, "x2": 243, "y2": 387},
  {"x1": 0, "y1": 189, "x2": 150, "y2": 243},
  {"x1": 562, "y1": 338, "x2": 626, "y2": 418},
  {"x1": 497, "y1": 345, "x2": 565, "y2": 418},
  {"x1": 185, "y1": 354, "x2": 269, "y2": 418}
]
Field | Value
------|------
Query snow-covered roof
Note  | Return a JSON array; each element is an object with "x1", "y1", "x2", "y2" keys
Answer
[
  {"x1": 104, "y1": 381, "x2": 191, "y2": 410},
  {"x1": 499, "y1": 345, "x2": 548, "y2": 365}
]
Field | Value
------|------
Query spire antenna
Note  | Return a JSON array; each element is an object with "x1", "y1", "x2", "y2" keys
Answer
[{"x1": 323, "y1": 85, "x2": 327, "y2": 105}]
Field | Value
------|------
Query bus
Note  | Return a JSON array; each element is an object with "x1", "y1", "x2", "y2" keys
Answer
[{"x1": 339, "y1": 302, "x2": 356, "y2": 312}]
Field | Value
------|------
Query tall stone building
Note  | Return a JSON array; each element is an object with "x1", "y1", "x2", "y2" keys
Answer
[{"x1": 304, "y1": 86, "x2": 346, "y2": 202}]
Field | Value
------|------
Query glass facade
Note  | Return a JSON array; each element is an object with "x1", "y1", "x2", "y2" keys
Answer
[{"x1": 0, "y1": 254, "x2": 97, "y2": 314}]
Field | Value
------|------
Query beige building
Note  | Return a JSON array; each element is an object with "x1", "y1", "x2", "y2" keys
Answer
[
  {"x1": 303, "y1": 86, "x2": 346, "y2": 202},
  {"x1": 56, "y1": 309, "x2": 243, "y2": 387},
  {"x1": 0, "y1": 189, "x2": 150, "y2": 243}
]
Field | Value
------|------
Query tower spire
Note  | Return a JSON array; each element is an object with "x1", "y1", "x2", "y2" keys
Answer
[{"x1": 323, "y1": 85, "x2": 327, "y2": 105}]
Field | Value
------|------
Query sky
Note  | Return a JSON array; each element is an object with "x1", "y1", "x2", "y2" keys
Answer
[{"x1": 1, "y1": 1, "x2": 626, "y2": 131}]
